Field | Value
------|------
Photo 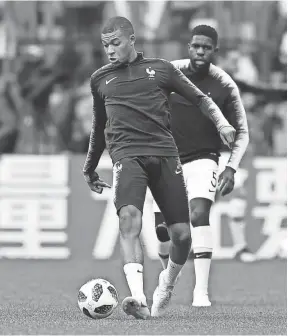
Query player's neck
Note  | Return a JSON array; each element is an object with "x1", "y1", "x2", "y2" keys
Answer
[
  {"x1": 128, "y1": 49, "x2": 138, "y2": 63},
  {"x1": 189, "y1": 61, "x2": 210, "y2": 76}
]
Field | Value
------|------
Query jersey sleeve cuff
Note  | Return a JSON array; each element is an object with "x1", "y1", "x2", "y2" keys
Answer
[{"x1": 226, "y1": 163, "x2": 237, "y2": 173}]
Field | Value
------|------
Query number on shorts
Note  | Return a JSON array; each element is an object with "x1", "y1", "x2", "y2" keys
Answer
[{"x1": 211, "y1": 171, "x2": 217, "y2": 188}]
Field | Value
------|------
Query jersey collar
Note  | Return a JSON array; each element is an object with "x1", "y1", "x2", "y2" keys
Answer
[
  {"x1": 132, "y1": 52, "x2": 144, "y2": 63},
  {"x1": 189, "y1": 62, "x2": 211, "y2": 79},
  {"x1": 115, "y1": 52, "x2": 144, "y2": 68}
]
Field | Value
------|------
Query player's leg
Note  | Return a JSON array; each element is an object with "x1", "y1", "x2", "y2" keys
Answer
[
  {"x1": 153, "y1": 203, "x2": 170, "y2": 269},
  {"x1": 112, "y1": 158, "x2": 150, "y2": 319},
  {"x1": 228, "y1": 197, "x2": 256, "y2": 262},
  {"x1": 153, "y1": 205, "x2": 183, "y2": 282},
  {"x1": 183, "y1": 159, "x2": 218, "y2": 307},
  {"x1": 156, "y1": 157, "x2": 191, "y2": 273},
  {"x1": 153, "y1": 158, "x2": 216, "y2": 306},
  {"x1": 189, "y1": 198, "x2": 213, "y2": 307},
  {"x1": 150, "y1": 157, "x2": 191, "y2": 317}
]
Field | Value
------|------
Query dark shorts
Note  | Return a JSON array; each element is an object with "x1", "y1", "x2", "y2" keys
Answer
[{"x1": 112, "y1": 156, "x2": 189, "y2": 225}]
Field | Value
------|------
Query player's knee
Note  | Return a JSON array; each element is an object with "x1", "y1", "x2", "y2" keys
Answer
[
  {"x1": 190, "y1": 199, "x2": 211, "y2": 227},
  {"x1": 169, "y1": 222, "x2": 191, "y2": 246},
  {"x1": 155, "y1": 212, "x2": 170, "y2": 242},
  {"x1": 190, "y1": 210, "x2": 210, "y2": 227},
  {"x1": 119, "y1": 205, "x2": 142, "y2": 237}
]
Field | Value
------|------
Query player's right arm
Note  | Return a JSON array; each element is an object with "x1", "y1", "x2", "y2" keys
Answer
[
  {"x1": 164, "y1": 60, "x2": 235, "y2": 148},
  {"x1": 217, "y1": 81, "x2": 249, "y2": 196},
  {"x1": 83, "y1": 75, "x2": 111, "y2": 194},
  {"x1": 223, "y1": 84, "x2": 249, "y2": 171}
]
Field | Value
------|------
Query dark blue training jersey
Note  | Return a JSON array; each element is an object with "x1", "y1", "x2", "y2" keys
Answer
[
  {"x1": 170, "y1": 60, "x2": 249, "y2": 170},
  {"x1": 83, "y1": 53, "x2": 230, "y2": 174}
]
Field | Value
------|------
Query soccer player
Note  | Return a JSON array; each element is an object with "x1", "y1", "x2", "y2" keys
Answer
[
  {"x1": 153, "y1": 25, "x2": 249, "y2": 306},
  {"x1": 83, "y1": 17, "x2": 235, "y2": 319}
]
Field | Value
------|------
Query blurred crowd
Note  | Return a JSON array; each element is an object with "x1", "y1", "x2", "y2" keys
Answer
[
  {"x1": 0, "y1": 1, "x2": 286, "y2": 157},
  {"x1": 218, "y1": 50, "x2": 287, "y2": 157}
]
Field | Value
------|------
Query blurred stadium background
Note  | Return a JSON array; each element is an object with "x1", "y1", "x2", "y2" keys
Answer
[{"x1": 0, "y1": 1, "x2": 286, "y2": 335}]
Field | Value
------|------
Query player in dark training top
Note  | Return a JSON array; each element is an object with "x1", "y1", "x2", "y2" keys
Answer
[
  {"x1": 153, "y1": 25, "x2": 249, "y2": 307},
  {"x1": 83, "y1": 17, "x2": 236, "y2": 319}
]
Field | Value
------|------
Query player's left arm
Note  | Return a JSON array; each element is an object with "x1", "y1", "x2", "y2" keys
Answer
[
  {"x1": 164, "y1": 60, "x2": 236, "y2": 148},
  {"x1": 218, "y1": 83, "x2": 249, "y2": 196}
]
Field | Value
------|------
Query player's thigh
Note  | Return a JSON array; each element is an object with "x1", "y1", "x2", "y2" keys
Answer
[
  {"x1": 183, "y1": 159, "x2": 219, "y2": 203},
  {"x1": 150, "y1": 157, "x2": 189, "y2": 226},
  {"x1": 189, "y1": 198, "x2": 212, "y2": 227},
  {"x1": 152, "y1": 199, "x2": 164, "y2": 223},
  {"x1": 113, "y1": 157, "x2": 148, "y2": 214}
]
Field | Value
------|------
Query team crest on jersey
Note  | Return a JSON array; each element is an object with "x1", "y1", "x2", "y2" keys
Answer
[{"x1": 146, "y1": 67, "x2": 156, "y2": 79}]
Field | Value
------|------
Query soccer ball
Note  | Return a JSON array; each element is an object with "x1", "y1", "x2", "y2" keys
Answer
[{"x1": 78, "y1": 279, "x2": 119, "y2": 319}]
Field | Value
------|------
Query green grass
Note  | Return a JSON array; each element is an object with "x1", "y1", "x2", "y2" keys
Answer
[{"x1": 0, "y1": 259, "x2": 286, "y2": 335}]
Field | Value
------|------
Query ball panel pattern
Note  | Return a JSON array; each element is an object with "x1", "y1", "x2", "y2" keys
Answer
[
  {"x1": 94, "y1": 305, "x2": 113, "y2": 314},
  {"x1": 107, "y1": 286, "x2": 118, "y2": 302},
  {"x1": 78, "y1": 291, "x2": 87, "y2": 302},
  {"x1": 83, "y1": 307, "x2": 93, "y2": 318},
  {"x1": 92, "y1": 283, "x2": 103, "y2": 302}
]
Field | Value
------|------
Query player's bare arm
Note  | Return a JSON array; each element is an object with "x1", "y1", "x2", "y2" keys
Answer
[
  {"x1": 83, "y1": 75, "x2": 111, "y2": 194},
  {"x1": 218, "y1": 84, "x2": 249, "y2": 196},
  {"x1": 166, "y1": 61, "x2": 236, "y2": 148}
]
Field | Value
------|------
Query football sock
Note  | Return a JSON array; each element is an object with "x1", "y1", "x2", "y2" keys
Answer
[
  {"x1": 158, "y1": 241, "x2": 170, "y2": 269},
  {"x1": 123, "y1": 263, "x2": 147, "y2": 305},
  {"x1": 192, "y1": 226, "x2": 213, "y2": 294},
  {"x1": 229, "y1": 217, "x2": 246, "y2": 252},
  {"x1": 164, "y1": 258, "x2": 183, "y2": 286}
]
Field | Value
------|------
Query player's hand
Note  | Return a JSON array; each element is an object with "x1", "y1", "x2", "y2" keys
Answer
[
  {"x1": 84, "y1": 171, "x2": 111, "y2": 194},
  {"x1": 218, "y1": 166, "x2": 235, "y2": 196},
  {"x1": 219, "y1": 125, "x2": 236, "y2": 149}
]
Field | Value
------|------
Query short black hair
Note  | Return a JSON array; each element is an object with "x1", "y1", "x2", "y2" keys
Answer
[
  {"x1": 101, "y1": 16, "x2": 134, "y2": 36},
  {"x1": 190, "y1": 25, "x2": 218, "y2": 46}
]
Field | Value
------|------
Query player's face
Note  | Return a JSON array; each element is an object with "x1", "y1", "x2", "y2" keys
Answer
[
  {"x1": 188, "y1": 35, "x2": 218, "y2": 71},
  {"x1": 101, "y1": 29, "x2": 135, "y2": 64}
]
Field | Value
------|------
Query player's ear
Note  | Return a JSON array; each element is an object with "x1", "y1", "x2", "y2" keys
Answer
[
  {"x1": 130, "y1": 34, "x2": 136, "y2": 45},
  {"x1": 214, "y1": 46, "x2": 219, "y2": 53}
]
